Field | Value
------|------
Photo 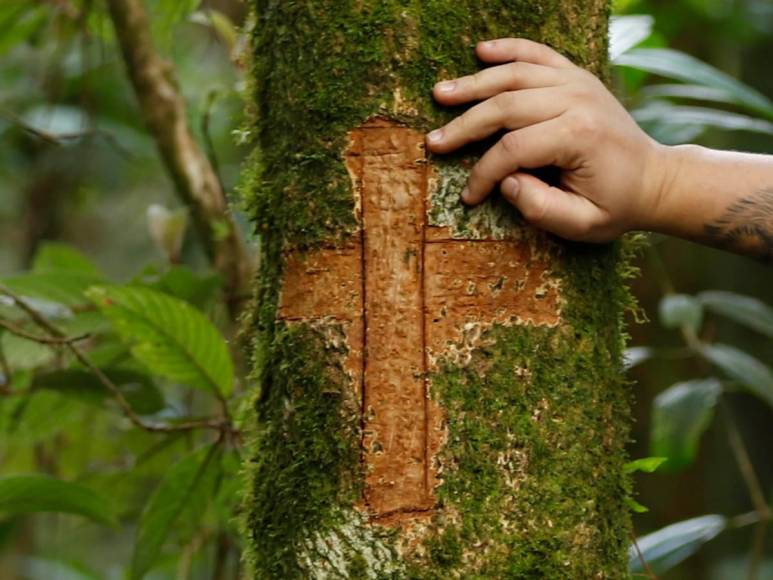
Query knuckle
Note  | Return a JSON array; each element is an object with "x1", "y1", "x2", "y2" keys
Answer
[
  {"x1": 468, "y1": 71, "x2": 483, "y2": 93},
  {"x1": 507, "y1": 61, "x2": 525, "y2": 83},
  {"x1": 567, "y1": 110, "x2": 598, "y2": 139},
  {"x1": 500, "y1": 131, "x2": 521, "y2": 155},
  {"x1": 521, "y1": 191, "x2": 551, "y2": 224},
  {"x1": 567, "y1": 82, "x2": 593, "y2": 102},
  {"x1": 492, "y1": 92, "x2": 514, "y2": 115}
]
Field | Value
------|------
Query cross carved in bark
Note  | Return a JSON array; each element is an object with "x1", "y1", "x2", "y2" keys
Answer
[{"x1": 278, "y1": 118, "x2": 561, "y2": 524}]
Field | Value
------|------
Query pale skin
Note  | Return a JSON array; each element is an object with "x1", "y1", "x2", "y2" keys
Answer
[{"x1": 426, "y1": 38, "x2": 773, "y2": 263}]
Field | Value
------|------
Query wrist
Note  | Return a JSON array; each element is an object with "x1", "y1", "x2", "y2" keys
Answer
[{"x1": 638, "y1": 142, "x2": 699, "y2": 235}]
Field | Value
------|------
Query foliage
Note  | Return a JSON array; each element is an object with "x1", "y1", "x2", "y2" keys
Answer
[
  {"x1": 0, "y1": 239, "x2": 241, "y2": 578},
  {"x1": 87, "y1": 285, "x2": 234, "y2": 398},
  {"x1": 0, "y1": 475, "x2": 116, "y2": 526},
  {"x1": 611, "y1": 14, "x2": 773, "y2": 144},
  {"x1": 613, "y1": 11, "x2": 773, "y2": 578},
  {"x1": 629, "y1": 514, "x2": 727, "y2": 575}
]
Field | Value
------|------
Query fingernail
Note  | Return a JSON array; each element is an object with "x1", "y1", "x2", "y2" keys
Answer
[
  {"x1": 461, "y1": 186, "x2": 470, "y2": 202},
  {"x1": 501, "y1": 176, "x2": 520, "y2": 199},
  {"x1": 436, "y1": 81, "x2": 456, "y2": 93},
  {"x1": 480, "y1": 40, "x2": 496, "y2": 49},
  {"x1": 427, "y1": 129, "x2": 444, "y2": 143}
]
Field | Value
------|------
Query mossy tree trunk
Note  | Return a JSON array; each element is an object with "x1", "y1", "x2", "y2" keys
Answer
[{"x1": 242, "y1": 1, "x2": 634, "y2": 578}]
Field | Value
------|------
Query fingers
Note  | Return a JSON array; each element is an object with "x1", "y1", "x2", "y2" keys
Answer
[
  {"x1": 433, "y1": 61, "x2": 564, "y2": 105},
  {"x1": 462, "y1": 116, "x2": 571, "y2": 205},
  {"x1": 427, "y1": 88, "x2": 566, "y2": 153},
  {"x1": 500, "y1": 173, "x2": 607, "y2": 242},
  {"x1": 476, "y1": 38, "x2": 575, "y2": 69}
]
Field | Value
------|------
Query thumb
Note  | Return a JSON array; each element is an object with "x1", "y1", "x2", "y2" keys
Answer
[{"x1": 500, "y1": 173, "x2": 605, "y2": 242}]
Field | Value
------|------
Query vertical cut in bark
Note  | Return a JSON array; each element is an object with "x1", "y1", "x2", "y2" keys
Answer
[{"x1": 243, "y1": 1, "x2": 634, "y2": 578}]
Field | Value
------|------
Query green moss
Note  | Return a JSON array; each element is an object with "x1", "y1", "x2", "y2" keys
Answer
[{"x1": 243, "y1": 323, "x2": 363, "y2": 577}]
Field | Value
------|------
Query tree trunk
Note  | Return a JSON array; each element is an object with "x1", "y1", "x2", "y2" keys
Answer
[{"x1": 242, "y1": 1, "x2": 634, "y2": 577}]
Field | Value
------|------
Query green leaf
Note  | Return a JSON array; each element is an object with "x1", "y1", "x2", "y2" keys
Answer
[
  {"x1": 0, "y1": 475, "x2": 116, "y2": 526},
  {"x1": 633, "y1": 103, "x2": 773, "y2": 138},
  {"x1": 1, "y1": 332, "x2": 55, "y2": 371},
  {"x1": 609, "y1": 15, "x2": 654, "y2": 61},
  {"x1": 86, "y1": 285, "x2": 233, "y2": 397},
  {"x1": 31, "y1": 242, "x2": 102, "y2": 277},
  {"x1": 624, "y1": 346, "x2": 654, "y2": 370},
  {"x1": 2, "y1": 273, "x2": 102, "y2": 308},
  {"x1": 642, "y1": 83, "x2": 751, "y2": 107},
  {"x1": 659, "y1": 294, "x2": 703, "y2": 332},
  {"x1": 700, "y1": 344, "x2": 773, "y2": 409},
  {"x1": 624, "y1": 496, "x2": 650, "y2": 514},
  {"x1": 698, "y1": 291, "x2": 773, "y2": 339},
  {"x1": 629, "y1": 515, "x2": 726, "y2": 575},
  {"x1": 616, "y1": 48, "x2": 773, "y2": 119},
  {"x1": 624, "y1": 456, "x2": 667, "y2": 474},
  {"x1": 0, "y1": 3, "x2": 48, "y2": 57},
  {"x1": 650, "y1": 379, "x2": 721, "y2": 470},
  {"x1": 32, "y1": 369, "x2": 165, "y2": 416},
  {"x1": 0, "y1": 243, "x2": 106, "y2": 308},
  {"x1": 137, "y1": 265, "x2": 222, "y2": 310},
  {"x1": 131, "y1": 445, "x2": 221, "y2": 579}
]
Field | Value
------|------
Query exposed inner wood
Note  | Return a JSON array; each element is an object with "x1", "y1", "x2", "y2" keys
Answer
[
  {"x1": 278, "y1": 118, "x2": 561, "y2": 524},
  {"x1": 351, "y1": 119, "x2": 435, "y2": 517}
]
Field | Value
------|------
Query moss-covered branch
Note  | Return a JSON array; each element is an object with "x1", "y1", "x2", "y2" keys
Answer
[{"x1": 106, "y1": 0, "x2": 251, "y2": 315}]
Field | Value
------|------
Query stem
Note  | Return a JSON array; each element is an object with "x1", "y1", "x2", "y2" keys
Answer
[
  {"x1": 630, "y1": 528, "x2": 658, "y2": 580},
  {"x1": 647, "y1": 246, "x2": 702, "y2": 350},
  {"x1": 105, "y1": 0, "x2": 251, "y2": 317},
  {"x1": 0, "y1": 318, "x2": 89, "y2": 345},
  {"x1": 721, "y1": 402, "x2": 771, "y2": 580}
]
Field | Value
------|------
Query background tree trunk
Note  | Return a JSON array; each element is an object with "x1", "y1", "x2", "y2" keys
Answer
[{"x1": 242, "y1": 1, "x2": 635, "y2": 577}]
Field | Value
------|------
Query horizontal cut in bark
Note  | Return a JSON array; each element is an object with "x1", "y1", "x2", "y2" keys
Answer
[{"x1": 278, "y1": 118, "x2": 562, "y2": 524}]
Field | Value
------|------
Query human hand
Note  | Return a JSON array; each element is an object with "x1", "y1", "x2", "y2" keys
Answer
[{"x1": 426, "y1": 38, "x2": 669, "y2": 243}]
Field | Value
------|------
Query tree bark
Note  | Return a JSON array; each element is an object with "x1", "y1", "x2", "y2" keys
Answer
[{"x1": 242, "y1": 1, "x2": 634, "y2": 577}]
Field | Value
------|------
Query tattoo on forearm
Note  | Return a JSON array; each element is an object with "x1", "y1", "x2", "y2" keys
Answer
[{"x1": 704, "y1": 188, "x2": 773, "y2": 263}]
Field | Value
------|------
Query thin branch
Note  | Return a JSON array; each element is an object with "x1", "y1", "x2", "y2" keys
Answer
[
  {"x1": 721, "y1": 403, "x2": 771, "y2": 580},
  {"x1": 105, "y1": 0, "x2": 252, "y2": 317},
  {"x1": 647, "y1": 246, "x2": 703, "y2": 350},
  {"x1": 0, "y1": 108, "x2": 135, "y2": 159},
  {"x1": 0, "y1": 284, "x2": 232, "y2": 435},
  {"x1": 0, "y1": 318, "x2": 89, "y2": 345},
  {"x1": 724, "y1": 410, "x2": 772, "y2": 518},
  {"x1": 630, "y1": 528, "x2": 658, "y2": 580}
]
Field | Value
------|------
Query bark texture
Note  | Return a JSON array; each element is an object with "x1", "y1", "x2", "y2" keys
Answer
[{"x1": 242, "y1": 1, "x2": 635, "y2": 578}]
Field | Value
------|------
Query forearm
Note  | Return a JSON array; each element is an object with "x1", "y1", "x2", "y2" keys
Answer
[{"x1": 649, "y1": 145, "x2": 773, "y2": 262}]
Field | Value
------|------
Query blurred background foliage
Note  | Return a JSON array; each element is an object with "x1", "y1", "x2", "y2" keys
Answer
[{"x1": 0, "y1": 0, "x2": 770, "y2": 578}]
